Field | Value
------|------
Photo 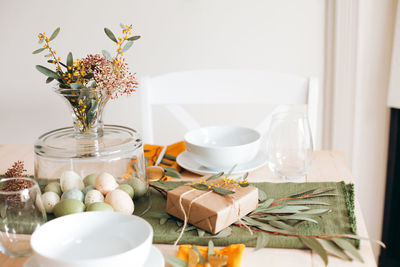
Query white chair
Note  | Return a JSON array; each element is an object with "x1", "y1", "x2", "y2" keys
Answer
[{"x1": 139, "y1": 69, "x2": 318, "y2": 146}]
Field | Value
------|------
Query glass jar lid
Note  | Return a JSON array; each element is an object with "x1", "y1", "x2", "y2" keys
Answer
[{"x1": 34, "y1": 125, "x2": 142, "y2": 160}]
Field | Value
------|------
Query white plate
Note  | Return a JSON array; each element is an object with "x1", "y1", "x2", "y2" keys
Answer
[
  {"x1": 24, "y1": 245, "x2": 164, "y2": 267},
  {"x1": 177, "y1": 150, "x2": 267, "y2": 175}
]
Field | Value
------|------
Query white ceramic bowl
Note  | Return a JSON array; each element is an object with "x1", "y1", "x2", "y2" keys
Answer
[
  {"x1": 184, "y1": 126, "x2": 261, "y2": 170},
  {"x1": 31, "y1": 212, "x2": 153, "y2": 267}
]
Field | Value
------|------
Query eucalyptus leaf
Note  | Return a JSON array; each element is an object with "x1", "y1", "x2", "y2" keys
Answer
[
  {"x1": 268, "y1": 220, "x2": 296, "y2": 232},
  {"x1": 212, "y1": 186, "x2": 235, "y2": 195},
  {"x1": 242, "y1": 216, "x2": 292, "y2": 234},
  {"x1": 127, "y1": 35, "x2": 141, "y2": 41},
  {"x1": 268, "y1": 206, "x2": 310, "y2": 213},
  {"x1": 44, "y1": 54, "x2": 52, "y2": 58},
  {"x1": 225, "y1": 164, "x2": 237, "y2": 178},
  {"x1": 36, "y1": 65, "x2": 59, "y2": 79},
  {"x1": 341, "y1": 234, "x2": 386, "y2": 248},
  {"x1": 206, "y1": 227, "x2": 232, "y2": 238},
  {"x1": 176, "y1": 225, "x2": 197, "y2": 233},
  {"x1": 160, "y1": 160, "x2": 172, "y2": 166},
  {"x1": 163, "y1": 167, "x2": 181, "y2": 178},
  {"x1": 102, "y1": 50, "x2": 112, "y2": 61},
  {"x1": 208, "y1": 240, "x2": 214, "y2": 257},
  {"x1": 120, "y1": 23, "x2": 126, "y2": 29},
  {"x1": 191, "y1": 183, "x2": 209, "y2": 191},
  {"x1": 164, "y1": 153, "x2": 177, "y2": 161},
  {"x1": 315, "y1": 194, "x2": 338, "y2": 197},
  {"x1": 332, "y1": 238, "x2": 364, "y2": 262},
  {"x1": 298, "y1": 209, "x2": 330, "y2": 215},
  {"x1": 160, "y1": 217, "x2": 168, "y2": 224},
  {"x1": 319, "y1": 239, "x2": 352, "y2": 261},
  {"x1": 299, "y1": 236, "x2": 328, "y2": 265},
  {"x1": 67, "y1": 52, "x2": 73, "y2": 67},
  {"x1": 239, "y1": 183, "x2": 250, "y2": 187},
  {"x1": 176, "y1": 221, "x2": 183, "y2": 227},
  {"x1": 313, "y1": 187, "x2": 335, "y2": 195},
  {"x1": 258, "y1": 189, "x2": 267, "y2": 202},
  {"x1": 150, "y1": 211, "x2": 172, "y2": 219},
  {"x1": 206, "y1": 171, "x2": 224, "y2": 181},
  {"x1": 32, "y1": 48, "x2": 45, "y2": 54},
  {"x1": 258, "y1": 198, "x2": 274, "y2": 209},
  {"x1": 197, "y1": 228, "x2": 205, "y2": 237},
  {"x1": 288, "y1": 188, "x2": 317, "y2": 198},
  {"x1": 286, "y1": 200, "x2": 330, "y2": 206},
  {"x1": 46, "y1": 77, "x2": 54, "y2": 84},
  {"x1": 49, "y1": 27, "x2": 60, "y2": 41},
  {"x1": 163, "y1": 253, "x2": 188, "y2": 267},
  {"x1": 276, "y1": 215, "x2": 318, "y2": 224},
  {"x1": 104, "y1": 27, "x2": 117, "y2": 43},
  {"x1": 122, "y1": 41, "x2": 134, "y2": 52},
  {"x1": 192, "y1": 245, "x2": 205, "y2": 265},
  {"x1": 255, "y1": 232, "x2": 269, "y2": 251}
]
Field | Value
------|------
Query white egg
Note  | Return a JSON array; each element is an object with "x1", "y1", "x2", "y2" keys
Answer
[
  {"x1": 105, "y1": 189, "x2": 134, "y2": 215},
  {"x1": 40, "y1": 192, "x2": 60, "y2": 213},
  {"x1": 60, "y1": 171, "x2": 84, "y2": 192},
  {"x1": 84, "y1": 189, "x2": 105, "y2": 207},
  {"x1": 95, "y1": 172, "x2": 118, "y2": 195}
]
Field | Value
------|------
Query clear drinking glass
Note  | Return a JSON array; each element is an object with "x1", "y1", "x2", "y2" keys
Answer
[
  {"x1": 0, "y1": 178, "x2": 47, "y2": 257},
  {"x1": 266, "y1": 111, "x2": 313, "y2": 180}
]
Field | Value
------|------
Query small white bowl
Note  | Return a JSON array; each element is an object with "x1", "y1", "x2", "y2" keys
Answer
[
  {"x1": 31, "y1": 212, "x2": 153, "y2": 267},
  {"x1": 184, "y1": 126, "x2": 261, "y2": 170}
]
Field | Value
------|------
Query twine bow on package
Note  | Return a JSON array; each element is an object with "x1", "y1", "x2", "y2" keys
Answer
[{"x1": 166, "y1": 179, "x2": 258, "y2": 234}]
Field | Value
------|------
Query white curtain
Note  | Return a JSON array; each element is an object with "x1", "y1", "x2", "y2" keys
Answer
[{"x1": 388, "y1": 1, "x2": 400, "y2": 108}]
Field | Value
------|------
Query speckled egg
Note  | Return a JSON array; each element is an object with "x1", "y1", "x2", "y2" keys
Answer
[
  {"x1": 126, "y1": 177, "x2": 147, "y2": 199},
  {"x1": 83, "y1": 173, "x2": 98, "y2": 187},
  {"x1": 105, "y1": 189, "x2": 134, "y2": 215},
  {"x1": 44, "y1": 182, "x2": 62, "y2": 197},
  {"x1": 84, "y1": 189, "x2": 104, "y2": 207},
  {"x1": 86, "y1": 202, "x2": 113, "y2": 212},
  {"x1": 117, "y1": 184, "x2": 134, "y2": 198},
  {"x1": 60, "y1": 171, "x2": 84, "y2": 192},
  {"x1": 95, "y1": 172, "x2": 118, "y2": 195},
  {"x1": 83, "y1": 185, "x2": 95, "y2": 195},
  {"x1": 53, "y1": 199, "x2": 85, "y2": 217},
  {"x1": 40, "y1": 191, "x2": 60, "y2": 213},
  {"x1": 61, "y1": 189, "x2": 84, "y2": 202}
]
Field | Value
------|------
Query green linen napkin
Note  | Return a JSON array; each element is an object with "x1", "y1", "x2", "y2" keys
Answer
[{"x1": 138, "y1": 181, "x2": 357, "y2": 249}]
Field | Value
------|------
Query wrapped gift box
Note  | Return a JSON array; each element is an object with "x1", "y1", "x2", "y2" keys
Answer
[{"x1": 166, "y1": 179, "x2": 258, "y2": 234}]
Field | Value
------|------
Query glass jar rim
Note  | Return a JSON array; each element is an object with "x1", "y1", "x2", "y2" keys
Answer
[{"x1": 0, "y1": 177, "x2": 39, "y2": 195}]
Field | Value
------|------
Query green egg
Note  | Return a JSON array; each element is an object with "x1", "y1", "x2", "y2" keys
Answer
[
  {"x1": 126, "y1": 177, "x2": 147, "y2": 199},
  {"x1": 53, "y1": 199, "x2": 85, "y2": 217},
  {"x1": 44, "y1": 182, "x2": 62, "y2": 196},
  {"x1": 117, "y1": 184, "x2": 134, "y2": 198},
  {"x1": 86, "y1": 202, "x2": 114, "y2": 212},
  {"x1": 83, "y1": 185, "x2": 95, "y2": 195},
  {"x1": 83, "y1": 173, "x2": 98, "y2": 187}
]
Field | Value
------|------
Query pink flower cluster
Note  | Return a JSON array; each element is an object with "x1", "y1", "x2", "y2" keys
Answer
[{"x1": 80, "y1": 54, "x2": 138, "y2": 98}]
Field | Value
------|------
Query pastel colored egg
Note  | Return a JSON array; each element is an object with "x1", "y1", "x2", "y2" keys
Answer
[
  {"x1": 44, "y1": 182, "x2": 62, "y2": 197},
  {"x1": 86, "y1": 202, "x2": 113, "y2": 212},
  {"x1": 95, "y1": 172, "x2": 118, "y2": 195},
  {"x1": 84, "y1": 189, "x2": 104, "y2": 207},
  {"x1": 60, "y1": 171, "x2": 84, "y2": 192},
  {"x1": 125, "y1": 177, "x2": 147, "y2": 199},
  {"x1": 83, "y1": 185, "x2": 95, "y2": 195},
  {"x1": 117, "y1": 184, "x2": 134, "y2": 198},
  {"x1": 53, "y1": 199, "x2": 85, "y2": 217},
  {"x1": 105, "y1": 189, "x2": 134, "y2": 215},
  {"x1": 41, "y1": 192, "x2": 61, "y2": 213},
  {"x1": 61, "y1": 189, "x2": 84, "y2": 202},
  {"x1": 83, "y1": 173, "x2": 98, "y2": 187}
]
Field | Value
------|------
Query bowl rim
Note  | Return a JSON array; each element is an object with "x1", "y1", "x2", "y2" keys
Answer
[
  {"x1": 184, "y1": 125, "x2": 261, "y2": 149},
  {"x1": 31, "y1": 211, "x2": 153, "y2": 264}
]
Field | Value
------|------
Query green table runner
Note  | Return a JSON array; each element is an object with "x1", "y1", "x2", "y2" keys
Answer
[{"x1": 139, "y1": 181, "x2": 356, "y2": 249}]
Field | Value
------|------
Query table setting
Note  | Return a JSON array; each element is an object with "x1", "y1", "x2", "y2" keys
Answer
[{"x1": 0, "y1": 23, "x2": 380, "y2": 267}]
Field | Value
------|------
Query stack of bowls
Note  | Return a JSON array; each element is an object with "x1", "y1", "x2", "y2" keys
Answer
[{"x1": 183, "y1": 126, "x2": 262, "y2": 171}]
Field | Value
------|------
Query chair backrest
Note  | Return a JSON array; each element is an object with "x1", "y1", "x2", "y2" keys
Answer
[{"x1": 139, "y1": 69, "x2": 318, "y2": 146}]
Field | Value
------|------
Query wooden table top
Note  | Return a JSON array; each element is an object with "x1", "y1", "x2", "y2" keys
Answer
[{"x1": 0, "y1": 145, "x2": 376, "y2": 266}]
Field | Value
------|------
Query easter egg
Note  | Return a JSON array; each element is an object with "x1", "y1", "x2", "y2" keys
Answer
[
  {"x1": 83, "y1": 173, "x2": 98, "y2": 187},
  {"x1": 61, "y1": 189, "x2": 84, "y2": 202},
  {"x1": 86, "y1": 202, "x2": 114, "y2": 212},
  {"x1": 117, "y1": 184, "x2": 134, "y2": 198},
  {"x1": 41, "y1": 191, "x2": 60, "y2": 213},
  {"x1": 125, "y1": 177, "x2": 147, "y2": 199},
  {"x1": 44, "y1": 182, "x2": 62, "y2": 196},
  {"x1": 95, "y1": 172, "x2": 118, "y2": 195},
  {"x1": 105, "y1": 189, "x2": 134, "y2": 215},
  {"x1": 53, "y1": 199, "x2": 85, "y2": 217},
  {"x1": 83, "y1": 185, "x2": 95, "y2": 195},
  {"x1": 60, "y1": 171, "x2": 84, "y2": 192},
  {"x1": 84, "y1": 189, "x2": 104, "y2": 207}
]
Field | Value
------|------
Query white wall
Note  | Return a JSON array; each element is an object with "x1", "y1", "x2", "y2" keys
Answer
[{"x1": 0, "y1": 0, "x2": 325, "y2": 145}]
